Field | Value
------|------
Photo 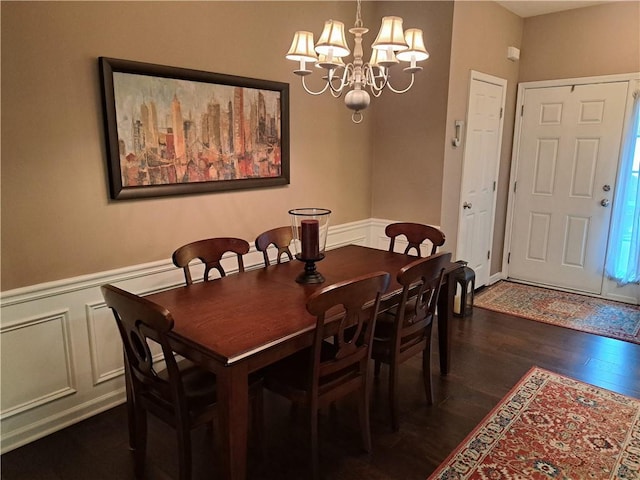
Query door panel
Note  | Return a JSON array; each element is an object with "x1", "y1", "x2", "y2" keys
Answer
[
  {"x1": 527, "y1": 213, "x2": 550, "y2": 261},
  {"x1": 509, "y1": 82, "x2": 628, "y2": 293}
]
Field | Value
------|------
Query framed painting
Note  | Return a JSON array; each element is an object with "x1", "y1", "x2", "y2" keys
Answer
[{"x1": 99, "y1": 57, "x2": 289, "y2": 200}]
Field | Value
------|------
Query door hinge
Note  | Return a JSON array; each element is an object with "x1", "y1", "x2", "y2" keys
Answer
[
  {"x1": 487, "y1": 250, "x2": 491, "y2": 260},
  {"x1": 500, "y1": 107, "x2": 503, "y2": 119},
  {"x1": 513, "y1": 181, "x2": 517, "y2": 193},
  {"x1": 493, "y1": 181, "x2": 496, "y2": 192},
  {"x1": 520, "y1": 105, "x2": 524, "y2": 116},
  {"x1": 507, "y1": 252, "x2": 511, "y2": 263}
]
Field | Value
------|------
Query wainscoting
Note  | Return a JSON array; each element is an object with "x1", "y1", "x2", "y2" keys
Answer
[{"x1": 0, "y1": 219, "x2": 421, "y2": 453}]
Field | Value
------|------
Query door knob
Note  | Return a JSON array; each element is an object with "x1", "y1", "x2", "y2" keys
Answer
[
  {"x1": 601, "y1": 198, "x2": 610, "y2": 207},
  {"x1": 603, "y1": 184, "x2": 611, "y2": 192},
  {"x1": 463, "y1": 202, "x2": 473, "y2": 209}
]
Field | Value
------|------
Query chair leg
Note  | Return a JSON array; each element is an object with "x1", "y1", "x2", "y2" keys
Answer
[
  {"x1": 124, "y1": 361, "x2": 137, "y2": 451},
  {"x1": 126, "y1": 390, "x2": 136, "y2": 451},
  {"x1": 176, "y1": 424, "x2": 192, "y2": 480},
  {"x1": 310, "y1": 407, "x2": 319, "y2": 480},
  {"x1": 422, "y1": 347, "x2": 433, "y2": 406},
  {"x1": 374, "y1": 359, "x2": 382, "y2": 378},
  {"x1": 388, "y1": 364, "x2": 400, "y2": 432},
  {"x1": 132, "y1": 406, "x2": 147, "y2": 479},
  {"x1": 358, "y1": 384, "x2": 372, "y2": 453}
]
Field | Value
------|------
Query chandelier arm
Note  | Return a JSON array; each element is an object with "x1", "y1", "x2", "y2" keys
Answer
[
  {"x1": 364, "y1": 65, "x2": 388, "y2": 93},
  {"x1": 385, "y1": 74, "x2": 416, "y2": 94},
  {"x1": 301, "y1": 77, "x2": 331, "y2": 96},
  {"x1": 328, "y1": 64, "x2": 352, "y2": 95}
]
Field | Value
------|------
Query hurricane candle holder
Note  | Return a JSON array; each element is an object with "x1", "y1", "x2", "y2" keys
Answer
[{"x1": 289, "y1": 208, "x2": 331, "y2": 284}]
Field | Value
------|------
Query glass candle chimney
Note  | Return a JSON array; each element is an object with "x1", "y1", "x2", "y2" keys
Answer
[{"x1": 289, "y1": 208, "x2": 331, "y2": 283}]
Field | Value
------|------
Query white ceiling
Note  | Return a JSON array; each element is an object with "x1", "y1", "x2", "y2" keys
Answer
[{"x1": 494, "y1": 0, "x2": 610, "y2": 18}]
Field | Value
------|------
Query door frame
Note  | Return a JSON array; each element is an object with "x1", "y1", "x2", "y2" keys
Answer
[
  {"x1": 456, "y1": 70, "x2": 507, "y2": 287},
  {"x1": 502, "y1": 72, "x2": 640, "y2": 303}
]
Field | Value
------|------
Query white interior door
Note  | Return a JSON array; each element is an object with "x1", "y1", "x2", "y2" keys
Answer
[
  {"x1": 456, "y1": 71, "x2": 506, "y2": 288},
  {"x1": 508, "y1": 81, "x2": 628, "y2": 294}
]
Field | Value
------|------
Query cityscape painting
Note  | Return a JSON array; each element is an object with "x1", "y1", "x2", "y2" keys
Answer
[{"x1": 99, "y1": 57, "x2": 289, "y2": 199}]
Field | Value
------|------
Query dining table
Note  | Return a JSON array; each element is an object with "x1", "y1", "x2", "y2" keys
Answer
[{"x1": 144, "y1": 244, "x2": 461, "y2": 480}]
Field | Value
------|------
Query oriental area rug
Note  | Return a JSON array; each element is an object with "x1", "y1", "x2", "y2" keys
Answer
[
  {"x1": 427, "y1": 367, "x2": 640, "y2": 480},
  {"x1": 474, "y1": 281, "x2": 640, "y2": 345}
]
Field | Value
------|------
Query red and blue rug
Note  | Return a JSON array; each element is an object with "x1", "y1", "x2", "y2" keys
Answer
[
  {"x1": 474, "y1": 281, "x2": 640, "y2": 344},
  {"x1": 427, "y1": 367, "x2": 640, "y2": 480}
]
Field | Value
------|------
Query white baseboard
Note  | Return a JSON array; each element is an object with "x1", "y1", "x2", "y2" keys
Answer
[{"x1": 487, "y1": 272, "x2": 505, "y2": 286}]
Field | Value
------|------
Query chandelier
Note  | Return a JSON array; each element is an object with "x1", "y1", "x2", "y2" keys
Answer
[{"x1": 285, "y1": 0, "x2": 429, "y2": 123}]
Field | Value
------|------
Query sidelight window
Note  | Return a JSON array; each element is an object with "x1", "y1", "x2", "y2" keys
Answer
[{"x1": 606, "y1": 90, "x2": 640, "y2": 285}]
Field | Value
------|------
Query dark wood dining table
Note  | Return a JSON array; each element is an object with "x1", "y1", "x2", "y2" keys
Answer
[{"x1": 144, "y1": 244, "x2": 460, "y2": 480}]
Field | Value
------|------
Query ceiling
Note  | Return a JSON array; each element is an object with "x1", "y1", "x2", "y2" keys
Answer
[{"x1": 494, "y1": 0, "x2": 610, "y2": 17}]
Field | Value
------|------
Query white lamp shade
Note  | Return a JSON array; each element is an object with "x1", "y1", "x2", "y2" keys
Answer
[
  {"x1": 369, "y1": 47, "x2": 398, "y2": 68},
  {"x1": 315, "y1": 20, "x2": 350, "y2": 58},
  {"x1": 372, "y1": 16, "x2": 408, "y2": 51},
  {"x1": 286, "y1": 31, "x2": 318, "y2": 62},
  {"x1": 396, "y1": 28, "x2": 429, "y2": 62}
]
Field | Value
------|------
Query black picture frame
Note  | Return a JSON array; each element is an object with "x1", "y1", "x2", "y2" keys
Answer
[{"x1": 99, "y1": 57, "x2": 290, "y2": 200}]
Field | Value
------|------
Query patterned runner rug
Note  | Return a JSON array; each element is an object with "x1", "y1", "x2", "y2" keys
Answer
[
  {"x1": 427, "y1": 367, "x2": 640, "y2": 480},
  {"x1": 474, "y1": 281, "x2": 640, "y2": 344}
]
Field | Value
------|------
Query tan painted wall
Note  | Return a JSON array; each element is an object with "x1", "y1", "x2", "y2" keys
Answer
[
  {"x1": 519, "y1": 1, "x2": 640, "y2": 82},
  {"x1": 1, "y1": 0, "x2": 454, "y2": 291},
  {"x1": 1, "y1": 1, "x2": 376, "y2": 290},
  {"x1": 4, "y1": 1, "x2": 635, "y2": 291},
  {"x1": 370, "y1": 1, "x2": 454, "y2": 224},
  {"x1": 441, "y1": 1, "x2": 523, "y2": 271}
]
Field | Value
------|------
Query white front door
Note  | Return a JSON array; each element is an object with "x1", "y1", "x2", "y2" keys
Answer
[
  {"x1": 456, "y1": 71, "x2": 506, "y2": 288},
  {"x1": 508, "y1": 81, "x2": 628, "y2": 294}
]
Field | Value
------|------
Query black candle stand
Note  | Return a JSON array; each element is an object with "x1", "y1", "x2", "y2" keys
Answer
[{"x1": 295, "y1": 253, "x2": 326, "y2": 284}]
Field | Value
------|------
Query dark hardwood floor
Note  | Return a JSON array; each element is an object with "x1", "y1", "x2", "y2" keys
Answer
[{"x1": 2, "y1": 306, "x2": 639, "y2": 480}]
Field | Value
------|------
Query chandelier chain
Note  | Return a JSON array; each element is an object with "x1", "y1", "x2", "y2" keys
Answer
[{"x1": 355, "y1": 0, "x2": 363, "y2": 28}]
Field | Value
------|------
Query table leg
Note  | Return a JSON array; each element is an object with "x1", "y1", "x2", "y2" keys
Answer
[
  {"x1": 216, "y1": 363, "x2": 249, "y2": 480},
  {"x1": 437, "y1": 271, "x2": 455, "y2": 375}
]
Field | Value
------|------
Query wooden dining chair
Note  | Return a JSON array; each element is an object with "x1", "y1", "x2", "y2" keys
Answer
[
  {"x1": 263, "y1": 271, "x2": 391, "y2": 480},
  {"x1": 172, "y1": 237, "x2": 250, "y2": 285},
  {"x1": 385, "y1": 222, "x2": 446, "y2": 257},
  {"x1": 254, "y1": 226, "x2": 295, "y2": 267},
  {"x1": 101, "y1": 284, "x2": 263, "y2": 480},
  {"x1": 371, "y1": 251, "x2": 451, "y2": 432}
]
